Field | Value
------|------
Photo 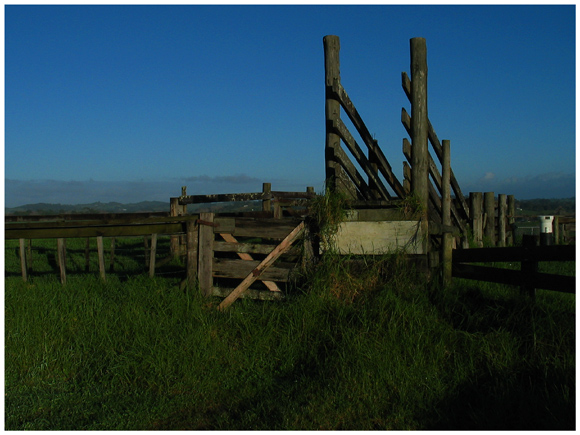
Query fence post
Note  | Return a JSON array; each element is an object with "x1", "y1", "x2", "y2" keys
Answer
[
  {"x1": 553, "y1": 215, "x2": 560, "y2": 245},
  {"x1": 198, "y1": 212, "x2": 215, "y2": 297},
  {"x1": 186, "y1": 220, "x2": 198, "y2": 289},
  {"x1": 409, "y1": 37, "x2": 430, "y2": 257},
  {"x1": 170, "y1": 196, "x2": 187, "y2": 257},
  {"x1": 469, "y1": 192, "x2": 483, "y2": 247},
  {"x1": 441, "y1": 139, "x2": 453, "y2": 286},
  {"x1": 521, "y1": 234, "x2": 537, "y2": 298},
  {"x1": 262, "y1": 182, "x2": 272, "y2": 212},
  {"x1": 96, "y1": 236, "x2": 106, "y2": 281},
  {"x1": 19, "y1": 239, "x2": 27, "y2": 282},
  {"x1": 507, "y1": 195, "x2": 515, "y2": 245},
  {"x1": 149, "y1": 233, "x2": 157, "y2": 277},
  {"x1": 323, "y1": 35, "x2": 356, "y2": 198},
  {"x1": 498, "y1": 194, "x2": 507, "y2": 247},
  {"x1": 484, "y1": 192, "x2": 495, "y2": 246},
  {"x1": 57, "y1": 238, "x2": 67, "y2": 285}
]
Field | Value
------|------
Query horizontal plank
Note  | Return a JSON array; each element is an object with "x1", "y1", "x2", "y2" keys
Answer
[
  {"x1": 271, "y1": 191, "x2": 316, "y2": 199},
  {"x1": 211, "y1": 287, "x2": 285, "y2": 300},
  {"x1": 179, "y1": 191, "x2": 315, "y2": 205},
  {"x1": 213, "y1": 240, "x2": 300, "y2": 256},
  {"x1": 452, "y1": 263, "x2": 575, "y2": 293},
  {"x1": 5, "y1": 211, "x2": 170, "y2": 222},
  {"x1": 212, "y1": 258, "x2": 295, "y2": 281},
  {"x1": 5, "y1": 214, "x2": 199, "y2": 230},
  {"x1": 5, "y1": 223, "x2": 185, "y2": 240},
  {"x1": 228, "y1": 217, "x2": 304, "y2": 239},
  {"x1": 453, "y1": 245, "x2": 576, "y2": 263}
]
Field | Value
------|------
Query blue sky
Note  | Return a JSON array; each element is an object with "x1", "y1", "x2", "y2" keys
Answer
[{"x1": 4, "y1": 4, "x2": 576, "y2": 207}]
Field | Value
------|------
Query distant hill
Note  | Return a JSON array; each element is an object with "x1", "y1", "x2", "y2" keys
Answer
[
  {"x1": 516, "y1": 197, "x2": 575, "y2": 217},
  {"x1": 5, "y1": 201, "x2": 169, "y2": 215},
  {"x1": 5, "y1": 200, "x2": 265, "y2": 216}
]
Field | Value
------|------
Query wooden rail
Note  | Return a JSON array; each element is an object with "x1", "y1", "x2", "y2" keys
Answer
[
  {"x1": 7, "y1": 187, "x2": 316, "y2": 303},
  {"x1": 6, "y1": 214, "x2": 195, "y2": 283},
  {"x1": 452, "y1": 236, "x2": 575, "y2": 296},
  {"x1": 323, "y1": 35, "x2": 405, "y2": 202}
]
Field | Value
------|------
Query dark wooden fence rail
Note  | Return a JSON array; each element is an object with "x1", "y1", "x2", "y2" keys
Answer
[{"x1": 452, "y1": 236, "x2": 575, "y2": 296}]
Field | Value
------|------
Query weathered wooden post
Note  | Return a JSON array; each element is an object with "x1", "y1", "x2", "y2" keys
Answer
[
  {"x1": 262, "y1": 182, "x2": 272, "y2": 212},
  {"x1": 402, "y1": 161, "x2": 412, "y2": 195},
  {"x1": 148, "y1": 233, "x2": 157, "y2": 277},
  {"x1": 197, "y1": 212, "x2": 214, "y2": 297},
  {"x1": 483, "y1": 192, "x2": 496, "y2": 246},
  {"x1": 96, "y1": 236, "x2": 106, "y2": 281},
  {"x1": 109, "y1": 238, "x2": 116, "y2": 272},
  {"x1": 553, "y1": 215, "x2": 560, "y2": 245},
  {"x1": 58, "y1": 238, "x2": 67, "y2": 284},
  {"x1": 19, "y1": 239, "x2": 27, "y2": 282},
  {"x1": 507, "y1": 195, "x2": 515, "y2": 245},
  {"x1": 469, "y1": 192, "x2": 483, "y2": 247},
  {"x1": 182, "y1": 221, "x2": 197, "y2": 290},
  {"x1": 521, "y1": 234, "x2": 537, "y2": 298},
  {"x1": 323, "y1": 35, "x2": 356, "y2": 198},
  {"x1": 410, "y1": 37, "x2": 430, "y2": 256},
  {"x1": 170, "y1": 187, "x2": 187, "y2": 257},
  {"x1": 441, "y1": 139, "x2": 453, "y2": 286},
  {"x1": 497, "y1": 194, "x2": 507, "y2": 247}
]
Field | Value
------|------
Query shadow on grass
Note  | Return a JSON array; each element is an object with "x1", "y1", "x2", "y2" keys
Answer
[
  {"x1": 425, "y1": 363, "x2": 575, "y2": 430},
  {"x1": 425, "y1": 282, "x2": 575, "y2": 430}
]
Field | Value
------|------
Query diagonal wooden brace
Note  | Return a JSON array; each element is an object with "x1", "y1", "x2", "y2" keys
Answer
[
  {"x1": 218, "y1": 221, "x2": 305, "y2": 311},
  {"x1": 220, "y1": 233, "x2": 281, "y2": 292}
]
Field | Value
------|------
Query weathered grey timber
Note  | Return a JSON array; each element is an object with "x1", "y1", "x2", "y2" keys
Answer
[
  {"x1": 484, "y1": 192, "x2": 496, "y2": 245},
  {"x1": 409, "y1": 37, "x2": 430, "y2": 256},
  {"x1": 324, "y1": 35, "x2": 356, "y2": 198}
]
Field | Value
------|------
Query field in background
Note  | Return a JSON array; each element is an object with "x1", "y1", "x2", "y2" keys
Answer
[{"x1": 4, "y1": 237, "x2": 575, "y2": 430}]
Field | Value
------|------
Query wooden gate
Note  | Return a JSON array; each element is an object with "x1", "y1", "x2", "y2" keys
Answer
[{"x1": 184, "y1": 212, "x2": 310, "y2": 308}]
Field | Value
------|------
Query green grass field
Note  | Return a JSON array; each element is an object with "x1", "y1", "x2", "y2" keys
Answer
[{"x1": 4, "y1": 237, "x2": 575, "y2": 430}]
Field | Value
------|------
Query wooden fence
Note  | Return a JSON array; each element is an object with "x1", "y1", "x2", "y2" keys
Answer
[
  {"x1": 5, "y1": 213, "x2": 191, "y2": 284},
  {"x1": 6, "y1": 186, "x2": 317, "y2": 309},
  {"x1": 183, "y1": 212, "x2": 311, "y2": 310},
  {"x1": 452, "y1": 235, "x2": 575, "y2": 296},
  {"x1": 323, "y1": 35, "x2": 406, "y2": 204},
  {"x1": 323, "y1": 35, "x2": 521, "y2": 273}
]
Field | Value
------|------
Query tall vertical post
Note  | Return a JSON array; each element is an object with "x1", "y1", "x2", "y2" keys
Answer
[
  {"x1": 410, "y1": 37, "x2": 429, "y2": 255},
  {"x1": 497, "y1": 194, "x2": 507, "y2": 247},
  {"x1": 484, "y1": 192, "x2": 496, "y2": 246},
  {"x1": 441, "y1": 139, "x2": 453, "y2": 286},
  {"x1": 507, "y1": 195, "x2": 515, "y2": 245},
  {"x1": 323, "y1": 35, "x2": 355, "y2": 198},
  {"x1": 469, "y1": 192, "x2": 484, "y2": 247}
]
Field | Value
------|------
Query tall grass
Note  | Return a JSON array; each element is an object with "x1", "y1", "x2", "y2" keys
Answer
[{"x1": 4, "y1": 237, "x2": 575, "y2": 430}]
